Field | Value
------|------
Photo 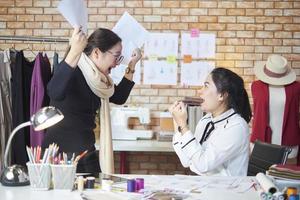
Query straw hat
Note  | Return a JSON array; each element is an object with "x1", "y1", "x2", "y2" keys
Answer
[{"x1": 254, "y1": 55, "x2": 296, "y2": 85}]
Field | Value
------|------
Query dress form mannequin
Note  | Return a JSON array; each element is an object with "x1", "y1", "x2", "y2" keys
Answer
[{"x1": 251, "y1": 55, "x2": 300, "y2": 165}]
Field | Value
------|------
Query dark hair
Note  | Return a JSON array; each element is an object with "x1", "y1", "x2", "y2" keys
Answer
[
  {"x1": 84, "y1": 28, "x2": 122, "y2": 55},
  {"x1": 210, "y1": 67, "x2": 252, "y2": 123}
]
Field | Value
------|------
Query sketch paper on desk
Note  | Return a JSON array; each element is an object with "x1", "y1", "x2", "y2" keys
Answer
[
  {"x1": 57, "y1": 0, "x2": 88, "y2": 34},
  {"x1": 181, "y1": 61, "x2": 215, "y2": 86},
  {"x1": 110, "y1": 61, "x2": 141, "y2": 84},
  {"x1": 80, "y1": 190, "x2": 139, "y2": 200},
  {"x1": 144, "y1": 33, "x2": 179, "y2": 58},
  {"x1": 113, "y1": 12, "x2": 150, "y2": 65},
  {"x1": 143, "y1": 60, "x2": 177, "y2": 85},
  {"x1": 144, "y1": 175, "x2": 254, "y2": 193},
  {"x1": 181, "y1": 33, "x2": 216, "y2": 58}
]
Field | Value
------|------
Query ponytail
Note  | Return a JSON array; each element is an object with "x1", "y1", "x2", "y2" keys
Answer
[
  {"x1": 233, "y1": 88, "x2": 252, "y2": 123},
  {"x1": 211, "y1": 68, "x2": 252, "y2": 123}
]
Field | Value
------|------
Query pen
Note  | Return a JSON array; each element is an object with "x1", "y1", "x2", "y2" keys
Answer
[{"x1": 74, "y1": 150, "x2": 88, "y2": 164}]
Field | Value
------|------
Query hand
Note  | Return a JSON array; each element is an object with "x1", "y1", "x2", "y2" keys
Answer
[
  {"x1": 130, "y1": 48, "x2": 142, "y2": 64},
  {"x1": 168, "y1": 101, "x2": 188, "y2": 128},
  {"x1": 69, "y1": 27, "x2": 87, "y2": 56}
]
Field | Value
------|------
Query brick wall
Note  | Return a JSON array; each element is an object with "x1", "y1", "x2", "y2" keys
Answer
[{"x1": 1, "y1": 0, "x2": 299, "y2": 174}]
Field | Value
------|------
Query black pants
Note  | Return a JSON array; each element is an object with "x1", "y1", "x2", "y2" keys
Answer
[{"x1": 75, "y1": 149, "x2": 101, "y2": 175}]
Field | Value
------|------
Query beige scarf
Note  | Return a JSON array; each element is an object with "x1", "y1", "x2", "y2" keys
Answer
[{"x1": 78, "y1": 53, "x2": 115, "y2": 174}]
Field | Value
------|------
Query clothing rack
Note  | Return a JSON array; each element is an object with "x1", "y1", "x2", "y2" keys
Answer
[{"x1": 0, "y1": 35, "x2": 68, "y2": 43}]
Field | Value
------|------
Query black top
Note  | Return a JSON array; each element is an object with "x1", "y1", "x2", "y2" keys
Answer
[{"x1": 43, "y1": 61, "x2": 134, "y2": 153}]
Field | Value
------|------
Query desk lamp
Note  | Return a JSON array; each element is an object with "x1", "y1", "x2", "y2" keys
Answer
[{"x1": 0, "y1": 106, "x2": 64, "y2": 186}]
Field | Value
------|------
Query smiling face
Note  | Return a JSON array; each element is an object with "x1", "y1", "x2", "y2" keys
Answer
[
  {"x1": 89, "y1": 42, "x2": 123, "y2": 75},
  {"x1": 198, "y1": 74, "x2": 228, "y2": 116}
]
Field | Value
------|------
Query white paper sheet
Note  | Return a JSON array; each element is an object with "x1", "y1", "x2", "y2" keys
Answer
[
  {"x1": 143, "y1": 60, "x2": 177, "y2": 85},
  {"x1": 144, "y1": 33, "x2": 179, "y2": 58},
  {"x1": 113, "y1": 175, "x2": 255, "y2": 194},
  {"x1": 110, "y1": 61, "x2": 141, "y2": 84},
  {"x1": 181, "y1": 61, "x2": 215, "y2": 86},
  {"x1": 57, "y1": 0, "x2": 88, "y2": 34},
  {"x1": 113, "y1": 12, "x2": 150, "y2": 65},
  {"x1": 181, "y1": 33, "x2": 216, "y2": 58}
]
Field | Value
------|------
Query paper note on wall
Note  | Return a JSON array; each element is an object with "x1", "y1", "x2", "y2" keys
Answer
[
  {"x1": 144, "y1": 33, "x2": 179, "y2": 58},
  {"x1": 113, "y1": 12, "x2": 150, "y2": 65},
  {"x1": 143, "y1": 60, "x2": 177, "y2": 85},
  {"x1": 110, "y1": 61, "x2": 141, "y2": 84},
  {"x1": 57, "y1": 0, "x2": 88, "y2": 34},
  {"x1": 181, "y1": 61, "x2": 215, "y2": 86},
  {"x1": 181, "y1": 33, "x2": 216, "y2": 58}
]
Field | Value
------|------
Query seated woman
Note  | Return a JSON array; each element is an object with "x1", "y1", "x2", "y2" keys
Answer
[{"x1": 169, "y1": 68, "x2": 252, "y2": 176}]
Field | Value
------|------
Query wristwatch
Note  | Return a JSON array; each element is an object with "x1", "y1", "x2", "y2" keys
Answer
[
  {"x1": 125, "y1": 67, "x2": 135, "y2": 74},
  {"x1": 178, "y1": 125, "x2": 188, "y2": 133}
]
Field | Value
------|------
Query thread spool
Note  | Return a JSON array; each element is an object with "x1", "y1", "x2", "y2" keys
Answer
[
  {"x1": 266, "y1": 193, "x2": 274, "y2": 200},
  {"x1": 287, "y1": 187, "x2": 298, "y2": 198},
  {"x1": 273, "y1": 192, "x2": 285, "y2": 200},
  {"x1": 259, "y1": 189, "x2": 268, "y2": 200},
  {"x1": 127, "y1": 179, "x2": 136, "y2": 192},
  {"x1": 101, "y1": 178, "x2": 113, "y2": 191},
  {"x1": 289, "y1": 194, "x2": 299, "y2": 200},
  {"x1": 135, "y1": 178, "x2": 144, "y2": 192},
  {"x1": 77, "y1": 176, "x2": 84, "y2": 192},
  {"x1": 86, "y1": 176, "x2": 95, "y2": 189}
]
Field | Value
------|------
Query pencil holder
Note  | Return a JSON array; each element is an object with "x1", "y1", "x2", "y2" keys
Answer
[
  {"x1": 26, "y1": 162, "x2": 51, "y2": 190},
  {"x1": 51, "y1": 164, "x2": 77, "y2": 190}
]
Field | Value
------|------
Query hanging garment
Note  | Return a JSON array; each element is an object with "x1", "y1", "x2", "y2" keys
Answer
[
  {"x1": 11, "y1": 51, "x2": 34, "y2": 166},
  {"x1": 0, "y1": 50, "x2": 13, "y2": 169},
  {"x1": 30, "y1": 53, "x2": 51, "y2": 147},
  {"x1": 52, "y1": 52, "x2": 59, "y2": 74}
]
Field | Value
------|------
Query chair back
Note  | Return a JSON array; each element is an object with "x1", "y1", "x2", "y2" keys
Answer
[{"x1": 247, "y1": 140, "x2": 292, "y2": 176}]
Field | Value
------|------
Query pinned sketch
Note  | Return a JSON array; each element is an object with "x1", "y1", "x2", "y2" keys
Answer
[
  {"x1": 144, "y1": 33, "x2": 179, "y2": 58},
  {"x1": 144, "y1": 60, "x2": 177, "y2": 85},
  {"x1": 57, "y1": 0, "x2": 88, "y2": 34},
  {"x1": 181, "y1": 61, "x2": 215, "y2": 86},
  {"x1": 113, "y1": 12, "x2": 150, "y2": 65},
  {"x1": 181, "y1": 33, "x2": 216, "y2": 58},
  {"x1": 110, "y1": 61, "x2": 141, "y2": 85}
]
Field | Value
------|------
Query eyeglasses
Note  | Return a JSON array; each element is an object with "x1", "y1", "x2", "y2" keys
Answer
[{"x1": 107, "y1": 50, "x2": 124, "y2": 65}]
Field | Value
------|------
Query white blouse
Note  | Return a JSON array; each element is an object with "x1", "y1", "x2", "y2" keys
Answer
[{"x1": 173, "y1": 108, "x2": 250, "y2": 176}]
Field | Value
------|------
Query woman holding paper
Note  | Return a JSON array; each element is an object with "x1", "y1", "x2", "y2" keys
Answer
[
  {"x1": 169, "y1": 68, "x2": 251, "y2": 176},
  {"x1": 43, "y1": 27, "x2": 141, "y2": 174}
]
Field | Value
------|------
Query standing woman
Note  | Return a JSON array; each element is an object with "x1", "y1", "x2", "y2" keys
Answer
[
  {"x1": 43, "y1": 27, "x2": 141, "y2": 174},
  {"x1": 169, "y1": 68, "x2": 252, "y2": 176}
]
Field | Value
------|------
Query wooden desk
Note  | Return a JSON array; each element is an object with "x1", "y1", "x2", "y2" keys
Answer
[{"x1": 0, "y1": 175, "x2": 260, "y2": 200}]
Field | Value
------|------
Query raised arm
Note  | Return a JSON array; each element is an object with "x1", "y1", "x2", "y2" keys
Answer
[{"x1": 47, "y1": 28, "x2": 87, "y2": 100}]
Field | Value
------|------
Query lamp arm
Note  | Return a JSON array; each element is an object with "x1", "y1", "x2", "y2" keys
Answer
[{"x1": 4, "y1": 121, "x2": 31, "y2": 167}]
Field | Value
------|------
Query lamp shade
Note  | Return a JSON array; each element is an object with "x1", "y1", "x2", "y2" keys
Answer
[
  {"x1": 31, "y1": 106, "x2": 64, "y2": 131},
  {"x1": 1, "y1": 106, "x2": 64, "y2": 186}
]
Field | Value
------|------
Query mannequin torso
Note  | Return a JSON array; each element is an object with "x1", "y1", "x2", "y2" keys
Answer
[{"x1": 269, "y1": 85, "x2": 298, "y2": 158}]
